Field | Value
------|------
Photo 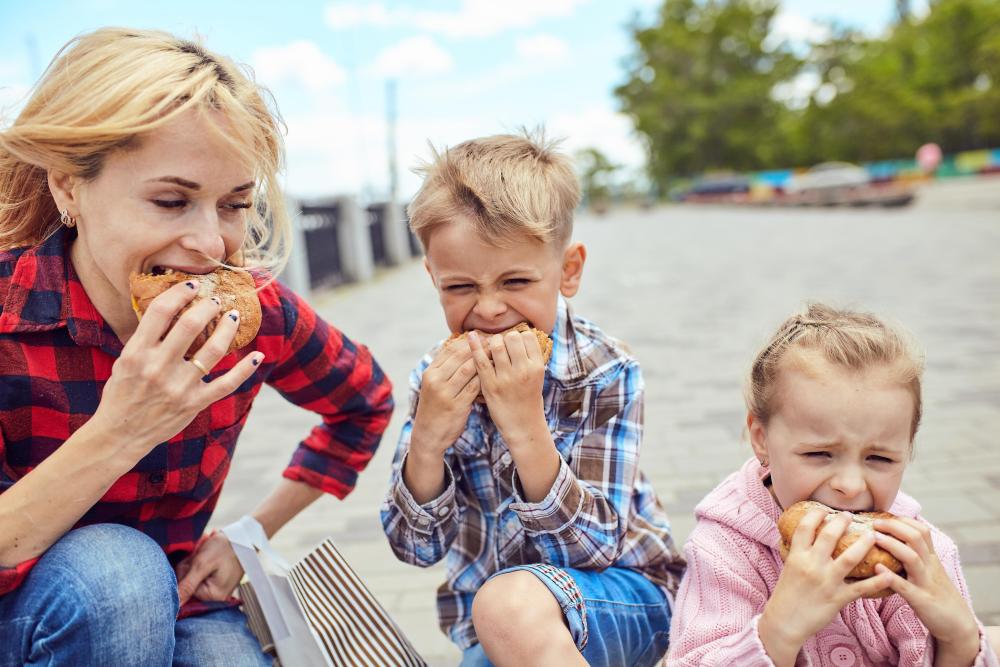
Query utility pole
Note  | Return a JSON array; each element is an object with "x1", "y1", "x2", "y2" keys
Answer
[
  {"x1": 386, "y1": 79, "x2": 398, "y2": 207},
  {"x1": 895, "y1": 0, "x2": 910, "y2": 23}
]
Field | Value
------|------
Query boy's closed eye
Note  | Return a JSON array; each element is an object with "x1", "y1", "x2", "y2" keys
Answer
[{"x1": 444, "y1": 283, "x2": 474, "y2": 292}]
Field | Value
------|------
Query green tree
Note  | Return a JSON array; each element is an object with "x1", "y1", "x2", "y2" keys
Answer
[
  {"x1": 575, "y1": 147, "x2": 620, "y2": 211},
  {"x1": 615, "y1": 0, "x2": 800, "y2": 184}
]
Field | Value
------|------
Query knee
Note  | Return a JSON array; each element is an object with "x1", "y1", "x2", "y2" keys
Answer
[
  {"x1": 44, "y1": 523, "x2": 178, "y2": 620},
  {"x1": 472, "y1": 572, "x2": 560, "y2": 648}
]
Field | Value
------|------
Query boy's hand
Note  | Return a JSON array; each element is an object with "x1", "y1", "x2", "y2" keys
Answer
[
  {"x1": 468, "y1": 329, "x2": 547, "y2": 447},
  {"x1": 410, "y1": 341, "x2": 481, "y2": 459},
  {"x1": 759, "y1": 510, "x2": 895, "y2": 666},
  {"x1": 872, "y1": 518, "x2": 980, "y2": 664}
]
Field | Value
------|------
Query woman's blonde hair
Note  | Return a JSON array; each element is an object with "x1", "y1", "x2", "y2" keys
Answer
[
  {"x1": 407, "y1": 129, "x2": 580, "y2": 250},
  {"x1": 746, "y1": 303, "x2": 925, "y2": 441},
  {"x1": 0, "y1": 27, "x2": 290, "y2": 275}
]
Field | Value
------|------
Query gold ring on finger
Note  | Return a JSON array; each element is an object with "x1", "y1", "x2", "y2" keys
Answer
[{"x1": 189, "y1": 357, "x2": 210, "y2": 376}]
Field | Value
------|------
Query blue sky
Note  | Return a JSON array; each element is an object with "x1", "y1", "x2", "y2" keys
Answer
[{"x1": 0, "y1": 0, "x2": 926, "y2": 199}]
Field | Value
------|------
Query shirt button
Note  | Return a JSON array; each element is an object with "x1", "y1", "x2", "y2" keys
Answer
[
  {"x1": 830, "y1": 647, "x2": 856, "y2": 666},
  {"x1": 501, "y1": 452, "x2": 512, "y2": 465},
  {"x1": 437, "y1": 506, "x2": 450, "y2": 517},
  {"x1": 149, "y1": 472, "x2": 165, "y2": 484}
]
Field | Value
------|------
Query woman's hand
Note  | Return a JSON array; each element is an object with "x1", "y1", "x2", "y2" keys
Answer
[
  {"x1": 872, "y1": 518, "x2": 981, "y2": 665},
  {"x1": 175, "y1": 530, "x2": 244, "y2": 605},
  {"x1": 90, "y1": 279, "x2": 263, "y2": 460},
  {"x1": 759, "y1": 510, "x2": 895, "y2": 666}
]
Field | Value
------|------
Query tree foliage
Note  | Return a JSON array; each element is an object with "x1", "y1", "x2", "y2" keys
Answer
[{"x1": 615, "y1": 0, "x2": 1000, "y2": 185}]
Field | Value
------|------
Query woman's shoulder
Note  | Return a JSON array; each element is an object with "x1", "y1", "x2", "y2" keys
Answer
[{"x1": 0, "y1": 245, "x2": 35, "y2": 314}]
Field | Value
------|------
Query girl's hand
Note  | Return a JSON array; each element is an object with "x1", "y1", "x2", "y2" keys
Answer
[
  {"x1": 760, "y1": 510, "x2": 894, "y2": 665},
  {"x1": 175, "y1": 530, "x2": 244, "y2": 605},
  {"x1": 873, "y1": 518, "x2": 981, "y2": 664},
  {"x1": 90, "y1": 280, "x2": 264, "y2": 459},
  {"x1": 468, "y1": 329, "x2": 546, "y2": 449}
]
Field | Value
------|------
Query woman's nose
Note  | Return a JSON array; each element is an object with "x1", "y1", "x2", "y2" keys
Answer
[{"x1": 179, "y1": 210, "x2": 226, "y2": 262}]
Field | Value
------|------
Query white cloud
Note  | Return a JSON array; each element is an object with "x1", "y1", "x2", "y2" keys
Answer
[
  {"x1": 549, "y1": 106, "x2": 645, "y2": 172},
  {"x1": 252, "y1": 41, "x2": 347, "y2": 92},
  {"x1": 324, "y1": 0, "x2": 589, "y2": 38},
  {"x1": 368, "y1": 36, "x2": 454, "y2": 79},
  {"x1": 0, "y1": 59, "x2": 31, "y2": 123},
  {"x1": 764, "y1": 11, "x2": 831, "y2": 52},
  {"x1": 515, "y1": 34, "x2": 570, "y2": 64}
]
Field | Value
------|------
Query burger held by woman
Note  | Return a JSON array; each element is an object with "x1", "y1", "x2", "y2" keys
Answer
[{"x1": 0, "y1": 27, "x2": 393, "y2": 665}]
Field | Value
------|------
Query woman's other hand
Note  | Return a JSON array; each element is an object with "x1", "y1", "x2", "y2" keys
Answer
[{"x1": 175, "y1": 530, "x2": 244, "y2": 604}]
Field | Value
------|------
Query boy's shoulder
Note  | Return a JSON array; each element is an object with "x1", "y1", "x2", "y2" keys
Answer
[{"x1": 557, "y1": 308, "x2": 639, "y2": 388}]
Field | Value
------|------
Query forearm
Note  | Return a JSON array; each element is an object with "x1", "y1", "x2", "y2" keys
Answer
[
  {"x1": 0, "y1": 419, "x2": 137, "y2": 566},
  {"x1": 758, "y1": 606, "x2": 803, "y2": 667},
  {"x1": 506, "y1": 414, "x2": 561, "y2": 503},
  {"x1": 401, "y1": 448, "x2": 447, "y2": 505},
  {"x1": 251, "y1": 478, "x2": 324, "y2": 538}
]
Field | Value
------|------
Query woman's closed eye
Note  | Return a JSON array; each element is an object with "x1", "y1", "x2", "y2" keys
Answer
[{"x1": 153, "y1": 199, "x2": 187, "y2": 209}]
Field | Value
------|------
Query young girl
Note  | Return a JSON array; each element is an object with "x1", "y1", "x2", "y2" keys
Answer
[{"x1": 666, "y1": 303, "x2": 997, "y2": 666}]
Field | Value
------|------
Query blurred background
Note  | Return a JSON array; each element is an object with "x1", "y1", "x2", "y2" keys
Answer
[{"x1": 2, "y1": 2, "x2": 998, "y2": 664}]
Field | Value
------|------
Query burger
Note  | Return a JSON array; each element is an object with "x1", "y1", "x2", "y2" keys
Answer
[
  {"x1": 777, "y1": 500, "x2": 904, "y2": 597},
  {"x1": 447, "y1": 323, "x2": 552, "y2": 401},
  {"x1": 129, "y1": 266, "x2": 262, "y2": 357}
]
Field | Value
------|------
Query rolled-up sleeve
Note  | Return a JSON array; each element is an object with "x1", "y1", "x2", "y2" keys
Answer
[
  {"x1": 509, "y1": 360, "x2": 644, "y2": 570},
  {"x1": 265, "y1": 282, "x2": 394, "y2": 498},
  {"x1": 0, "y1": 428, "x2": 40, "y2": 596}
]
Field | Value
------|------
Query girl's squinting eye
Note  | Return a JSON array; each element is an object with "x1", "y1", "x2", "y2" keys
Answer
[
  {"x1": 868, "y1": 455, "x2": 895, "y2": 464},
  {"x1": 802, "y1": 451, "x2": 832, "y2": 459}
]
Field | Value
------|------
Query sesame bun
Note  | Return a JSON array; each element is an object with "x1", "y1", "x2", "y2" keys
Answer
[
  {"x1": 447, "y1": 323, "x2": 553, "y2": 402},
  {"x1": 777, "y1": 500, "x2": 904, "y2": 598},
  {"x1": 129, "y1": 267, "x2": 262, "y2": 357}
]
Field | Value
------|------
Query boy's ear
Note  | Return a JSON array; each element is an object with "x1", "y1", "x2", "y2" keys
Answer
[
  {"x1": 747, "y1": 414, "x2": 769, "y2": 462},
  {"x1": 47, "y1": 169, "x2": 81, "y2": 218},
  {"x1": 559, "y1": 242, "x2": 586, "y2": 298}
]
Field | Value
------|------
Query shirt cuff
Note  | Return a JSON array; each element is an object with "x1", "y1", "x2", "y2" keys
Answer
[
  {"x1": 0, "y1": 557, "x2": 39, "y2": 597},
  {"x1": 509, "y1": 457, "x2": 583, "y2": 534},
  {"x1": 391, "y1": 452, "x2": 458, "y2": 536}
]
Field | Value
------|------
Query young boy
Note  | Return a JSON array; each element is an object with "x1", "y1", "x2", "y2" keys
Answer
[{"x1": 380, "y1": 132, "x2": 685, "y2": 667}]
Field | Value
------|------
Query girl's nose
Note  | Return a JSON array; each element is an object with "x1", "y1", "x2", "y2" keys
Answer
[{"x1": 829, "y1": 465, "x2": 866, "y2": 499}]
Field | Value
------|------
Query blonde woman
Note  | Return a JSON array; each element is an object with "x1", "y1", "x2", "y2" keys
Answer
[{"x1": 0, "y1": 28, "x2": 393, "y2": 664}]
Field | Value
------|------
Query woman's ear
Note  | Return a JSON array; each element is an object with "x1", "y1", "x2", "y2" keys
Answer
[
  {"x1": 748, "y1": 414, "x2": 769, "y2": 463},
  {"x1": 47, "y1": 169, "x2": 81, "y2": 218},
  {"x1": 559, "y1": 242, "x2": 586, "y2": 298}
]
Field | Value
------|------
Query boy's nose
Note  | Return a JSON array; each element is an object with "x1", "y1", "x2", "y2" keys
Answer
[{"x1": 473, "y1": 293, "x2": 507, "y2": 320}]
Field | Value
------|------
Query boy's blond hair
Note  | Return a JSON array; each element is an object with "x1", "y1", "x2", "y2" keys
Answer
[
  {"x1": 745, "y1": 302, "x2": 925, "y2": 442},
  {"x1": 407, "y1": 130, "x2": 581, "y2": 250}
]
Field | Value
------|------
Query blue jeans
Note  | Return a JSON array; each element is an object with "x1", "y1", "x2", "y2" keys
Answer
[
  {"x1": 460, "y1": 565, "x2": 671, "y2": 667},
  {"x1": 0, "y1": 523, "x2": 271, "y2": 666}
]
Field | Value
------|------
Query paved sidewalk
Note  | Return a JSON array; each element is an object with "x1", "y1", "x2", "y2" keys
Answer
[{"x1": 214, "y1": 177, "x2": 1000, "y2": 665}]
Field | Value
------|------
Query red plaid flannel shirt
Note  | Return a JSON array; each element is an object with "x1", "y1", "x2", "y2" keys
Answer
[{"x1": 0, "y1": 228, "x2": 393, "y2": 615}]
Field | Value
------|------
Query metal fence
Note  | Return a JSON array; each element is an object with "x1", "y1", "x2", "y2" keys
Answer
[{"x1": 299, "y1": 201, "x2": 346, "y2": 289}]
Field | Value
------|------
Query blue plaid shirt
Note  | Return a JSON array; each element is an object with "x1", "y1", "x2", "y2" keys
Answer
[{"x1": 381, "y1": 297, "x2": 685, "y2": 649}]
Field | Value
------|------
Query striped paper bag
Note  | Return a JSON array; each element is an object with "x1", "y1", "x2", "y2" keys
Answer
[{"x1": 224, "y1": 517, "x2": 426, "y2": 667}]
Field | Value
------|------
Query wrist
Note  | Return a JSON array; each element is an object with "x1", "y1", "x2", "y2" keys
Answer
[
  {"x1": 758, "y1": 605, "x2": 804, "y2": 667},
  {"x1": 500, "y1": 410, "x2": 550, "y2": 452},
  {"x1": 71, "y1": 417, "x2": 144, "y2": 473}
]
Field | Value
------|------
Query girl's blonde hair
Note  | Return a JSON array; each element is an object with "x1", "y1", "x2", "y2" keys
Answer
[
  {"x1": 0, "y1": 27, "x2": 290, "y2": 275},
  {"x1": 407, "y1": 129, "x2": 580, "y2": 250},
  {"x1": 746, "y1": 303, "x2": 925, "y2": 440}
]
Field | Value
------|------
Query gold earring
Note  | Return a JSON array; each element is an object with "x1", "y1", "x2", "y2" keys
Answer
[
  {"x1": 758, "y1": 456, "x2": 769, "y2": 467},
  {"x1": 60, "y1": 210, "x2": 76, "y2": 228}
]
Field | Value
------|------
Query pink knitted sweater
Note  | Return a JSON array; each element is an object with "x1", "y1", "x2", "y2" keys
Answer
[{"x1": 666, "y1": 458, "x2": 998, "y2": 666}]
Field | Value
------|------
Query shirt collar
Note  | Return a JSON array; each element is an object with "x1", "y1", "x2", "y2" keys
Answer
[
  {"x1": 0, "y1": 226, "x2": 121, "y2": 354},
  {"x1": 546, "y1": 295, "x2": 588, "y2": 386}
]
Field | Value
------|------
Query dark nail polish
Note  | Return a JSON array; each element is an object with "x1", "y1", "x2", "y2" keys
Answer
[
  {"x1": 229, "y1": 312, "x2": 238, "y2": 322},
  {"x1": 211, "y1": 296, "x2": 221, "y2": 305},
  {"x1": 251, "y1": 356, "x2": 261, "y2": 366},
  {"x1": 185, "y1": 281, "x2": 196, "y2": 289}
]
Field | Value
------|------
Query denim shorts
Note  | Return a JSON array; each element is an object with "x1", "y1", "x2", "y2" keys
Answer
[{"x1": 461, "y1": 564, "x2": 671, "y2": 667}]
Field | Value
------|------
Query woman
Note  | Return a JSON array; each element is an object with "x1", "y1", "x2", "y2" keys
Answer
[{"x1": 0, "y1": 28, "x2": 394, "y2": 664}]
